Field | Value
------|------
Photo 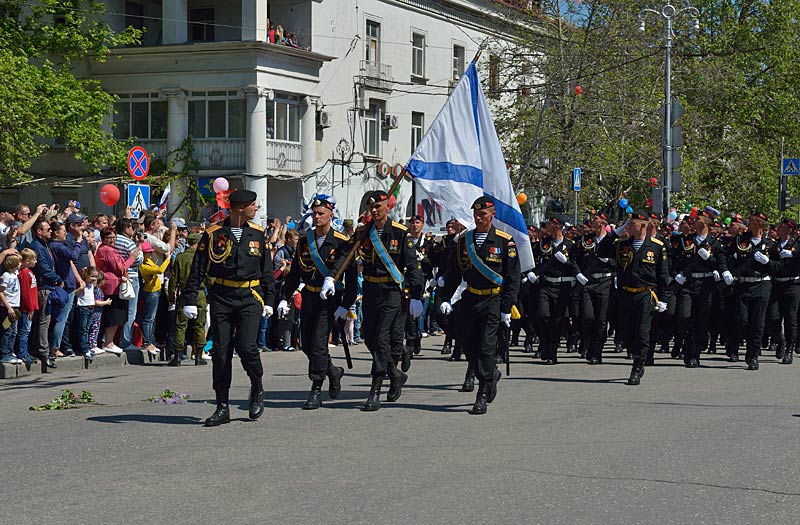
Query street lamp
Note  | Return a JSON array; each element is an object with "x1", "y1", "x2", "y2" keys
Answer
[{"x1": 638, "y1": 3, "x2": 699, "y2": 215}]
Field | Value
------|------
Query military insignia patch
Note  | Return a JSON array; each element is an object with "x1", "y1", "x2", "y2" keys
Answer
[
  {"x1": 509, "y1": 248, "x2": 517, "y2": 258},
  {"x1": 248, "y1": 241, "x2": 261, "y2": 256},
  {"x1": 216, "y1": 234, "x2": 228, "y2": 249}
]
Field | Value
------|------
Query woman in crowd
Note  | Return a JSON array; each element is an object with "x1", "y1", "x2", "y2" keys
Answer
[
  {"x1": 95, "y1": 227, "x2": 140, "y2": 355},
  {"x1": 138, "y1": 241, "x2": 171, "y2": 357}
]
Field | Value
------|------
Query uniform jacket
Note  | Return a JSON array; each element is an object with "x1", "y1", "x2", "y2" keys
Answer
[
  {"x1": 724, "y1": 232, "x2": 782, "y2": 278},
  {"x1": 673, "y1": 233, "x2": 728, "y2": 279},
  {"x1": 575, "y1": 233, "x2": 615, "y2": 280},
  {"x1": 532, "y1": 236, "x2": 579, "y2": 279},
  {"x1": 167, "y1": 247, "x2": 209, "y2": 307},
  {"x1": 357, "y1": 220, "x2": 424, "y2": 300},
  {"x1": 598, "y1": 232, "x2": 671, "y2": 301}
]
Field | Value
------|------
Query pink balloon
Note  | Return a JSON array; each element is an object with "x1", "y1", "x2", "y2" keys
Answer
[{"x1": 212, "y1": 178, "x2": 229, "y2": 193}]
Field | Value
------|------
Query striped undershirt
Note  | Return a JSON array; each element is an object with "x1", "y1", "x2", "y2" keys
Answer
[
  {"x1": 474, "y1": 232, "x2": 488, "y2": 247},
  {"x1": 230, "y1": 227, "x2": 243, "y2": 242},
  {"x1": 632, "y1": 240, "x2": 644, "y2": 252}
]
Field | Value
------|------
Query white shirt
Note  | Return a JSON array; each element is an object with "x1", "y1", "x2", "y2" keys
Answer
[
  {"x1": 77, "y1": 284, "x2": 95, "y2": 307},
  {"x1": 0, "y1": 271, "x2": 20, "y2": 308}
]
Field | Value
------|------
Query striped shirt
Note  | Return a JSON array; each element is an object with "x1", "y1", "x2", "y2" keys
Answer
[
  {"x1": 632, "y1": 240, "x2": 644, "y2": 252},
  {"x1": 474, "y1": 232, "x2": 488, "y2": 247},
  {"x1": 114, "y1": 234, "x2": 143, "y2": 274},
  {"x1": 230, "y1": 227, "x2": 243, "y2": 242}
]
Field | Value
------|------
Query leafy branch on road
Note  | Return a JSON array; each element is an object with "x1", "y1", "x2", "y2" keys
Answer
[{"x1": 30, "y1": 389, "x2": 95, "y2": 411}]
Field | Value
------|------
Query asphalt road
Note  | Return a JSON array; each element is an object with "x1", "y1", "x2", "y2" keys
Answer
[{"x1": 1, "y1": 335, "x2": 799, "y2": 524}]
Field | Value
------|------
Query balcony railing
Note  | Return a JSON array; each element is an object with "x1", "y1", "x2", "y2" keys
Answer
[
  {"x1": 193, "y1": 139, "x2": 246, "y2": 170},
  {"x1": 266, "y1": 140, "x2": 302, "y2": 173},
  {"x1": 360, "y1": 60, "x2": 393, "y2": 91}
]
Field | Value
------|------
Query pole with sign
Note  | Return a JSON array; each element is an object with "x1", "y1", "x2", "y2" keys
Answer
[{"x1": 572, "y1": 167, "x2": 581, "y2": 225}]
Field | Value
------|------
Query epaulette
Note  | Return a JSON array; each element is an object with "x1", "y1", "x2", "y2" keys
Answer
[
  {"x1": 248, "y1": 221, "x2": 264, "y2": 232},
  {"x1": 207, "y1": 224, "x2": 222, "y2": 234},
  {"x1": 333, "y1": 231, "x2": 349, "y2": 241},
  {"x1": 650, "y1": 237, "x2": 664, "y2": 246},
  {"x1": 392, "y1": 221, "x2": 407, "y2": 231},
  {"x1": 495, "y1": 229, "x2": 512, "y2": 240}
]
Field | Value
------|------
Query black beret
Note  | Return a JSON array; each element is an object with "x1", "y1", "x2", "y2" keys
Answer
[
  {"x1": 229, "y1": 189, "x2": 257, "y2": 204},
  {"x1": 594, "y1": 213, "x2": 609, "y2": 222},
  {"x1": 781, "y1": 218, "x2": 797, "y2": 229},
  {"x1": 311, "y1": 197, "x2": 334, "y2": 210},
  {"x1": 409, "y1": 214, "x2": 423, "y2": 222},
  {"x1": 366, "y1": 190, "x2": 389, "y2": 205},
  {"x1": 549, "y1": 216, "x2": 563, "y2": 226},
  {"x1": 696, "y1": 210, "x2": 713, "y2": 221},
  {"x1": 648, "y1": 211, "x2": 662, "y2": 221},
  {"x1": 471, "y1": 196, "x2": 495, "y2": 210},
  {"x1": 629, "y1": 211, "x2": 648, "y2": 221},
  {"x1": 750, "y1": 210, "x2": 768, "y2": 223}
]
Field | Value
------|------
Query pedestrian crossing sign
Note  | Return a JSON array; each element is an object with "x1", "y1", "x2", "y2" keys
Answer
[
  {"x1": 127, "y1": 183, "x2": 150, "y2": 219},
  {"x1": 783, "y1": 158, "x2": 800, "y2": 176}
]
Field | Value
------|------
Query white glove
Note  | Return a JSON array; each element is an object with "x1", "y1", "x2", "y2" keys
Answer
[
  {"x1": 182, "y1": 305, "x2": 198, "y2": 319},
  {"x1": 713, "y1": 270, "x2": 721, "y2": 282},
  {"x1": 501, "y1": 312, "x2": 511, "y2": 327},
  {"x1": 416, "y1": 251, "x2": 425, "y2": 261},
  {"x1": 576, "y1": 273, "x2": 589, "y2": 285},
  {"x1": 262, "y1": 305, "x2": 273, "y2": 318},
  {"x1": 754, "y1": 251, "x2": 770, "y2": 264},
  {"x1": 780, "y1": 249, "x2": 793, "y2": 259},
  {"x1": 437, "y1": 276, "x2": 445, "y2": 288},
  {"x1": 320, "y1": 276, "x2": 336, "y2": 299},
  {"x1": 697, "y1": 247, "x2": 711, "y2": 260},
  {"x1": 440, "y1": 301, "x2": 453, "y2": 315},
  {"x1": 334, "y1": 306, "x2": 349, "y2": 321},
  {"x1": 277, "y1": 300, "x2": 290, "y2": 317},
  {"x1": 614, "y1": 220, "x2": 629, "y2": 237},
  {"x1": 554, "y1": 251, "x2": 568, "y2": 263},
  {"x1": 722, "y1": 270, "x2": 734, "y2": 286},
  {"x1": 526, "y1": 271, "x2": 539, "y2": 283},
  {"x1": 409, "y1": 299, "x2": 423, "y2": 318},
  {"x1": 674, "y1": 274, "x2": 686, "y2": 285},
  {"x1": 655, "y1": 301, "x2": 667, "y2": 313},
  {"x1": 168, "y1": 303, "x2": 176, "y2": 312},
  {"x1": 598, "y1": 257, "x2": 610, "y2": 263}
]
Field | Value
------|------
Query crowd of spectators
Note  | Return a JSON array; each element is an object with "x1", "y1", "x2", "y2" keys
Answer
[{"x1": 267, "y1": 19, "x2": 305, "y2": 50}]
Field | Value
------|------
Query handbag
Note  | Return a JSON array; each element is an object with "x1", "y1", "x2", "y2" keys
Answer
[{"x1": 119, "y1": 277, "x2": 135, "y2": 300}]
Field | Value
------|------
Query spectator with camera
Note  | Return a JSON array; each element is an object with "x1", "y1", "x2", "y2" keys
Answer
[{"x1": 113, "y1": 218, "x2": 143, "y2": 350}]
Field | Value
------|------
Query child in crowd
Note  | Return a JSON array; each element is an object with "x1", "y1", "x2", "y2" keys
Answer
[
  {"x1": 75, "y1": 266, "x2": 110, "y2": 360},
  {"x1": 16, "y1": 249, "x2": 38, "y2": 365},
  {"x1": 90, "y1": 272, "x2": 110, "y2": 354},
  {"x1": 0, "y1": 254, "x2": 22, "y2": 364}
]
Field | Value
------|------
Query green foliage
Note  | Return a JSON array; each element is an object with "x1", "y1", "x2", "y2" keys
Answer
[
  {"x1": 0, "y1": 0, "x2": 141, "y2": 183},
  {"x1": 148, "y1": 138, "x2": 204, "y2": 220},
  {"x1": 146, "y1": 388, "x2": 191, "y2": 404},
  {"x1": 30, "y1": 389, "x2": 95, "y2": 411}
]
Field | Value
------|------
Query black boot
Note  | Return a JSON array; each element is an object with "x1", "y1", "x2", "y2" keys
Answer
[
  {"x1": 770, "y1": 342, "x2": 780, "y2": 359},
  {"x1": 167, "y1": 351, "x2": 182, "y2": 367},
  {"x1": 460, "y1": 368, "x2": 475, "y2": 392},
  {"x1": 205, "y1": 392, "x2": 230, "y2": 427},
  {"x1": 448, "y1": 342, "x2": 462, "y2": 361},
  {"x1": 441, "y1": 342, "x2": 452, "y2": 355},
  {"x1": 303, "y1": 380, "x2": 323, "y2": 410},
  {"x1": 470, "y1": 384, "x2": 488, "y2": 415},
  {"x1": 627, "y1": 363, "x2": 644, "y2": 386},
  {"x1": 386, "y1": 371, "x2": 408, "y2": 402},
  {"x1": 249, "y1": 383, "x2": 264, "y2": 420},
  {"x1": 747, "y1": 358, "x2": 759, "y2": 370},
  {"x1": 362, "y1": 377, "x2": 383, "y2": 411},
  {"x1": 327, "y1": 366, "x2": 344, "y2": 399},
  {"x1": 413, "y1": 337, "x2": 422, "y2": 355},
  {"x1": 401, "y1": 348, "x2": 412, "y2": 372},
  {"x1": 522, "y1": 341, "x2": 533, "y2": 354},
  {"x1": 194, "y1": 346, "x2": 207, "y2": 366},
  {"x1": 486, "y1": 369, "x2": 501, "y2": 403},
  {"x1": 776, "y1": 341, "x2": 786, "y2": 360},
  {"x1": 782, "y1": 347, "x2": 794, "y2": 364}
]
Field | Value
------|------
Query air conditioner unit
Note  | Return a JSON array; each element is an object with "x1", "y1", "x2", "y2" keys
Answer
[
  {"x1": 316, "y1": 110, "x2": 333, "y2": 128},
  {"x1": 384, "y1": 113, "x2": 399, "y2": 129}
]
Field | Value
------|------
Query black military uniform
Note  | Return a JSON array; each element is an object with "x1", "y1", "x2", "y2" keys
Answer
[
  {"x1": 430, "y1": 222, "x2": 460, "y2": 357},
  {"x1": 282, "y1": 197, "x2": 357, "y2": 409},
  {"x1": 598, "y1": 212, "x2": 671, "y2": 385},
  {"x1": 576, "y1": 215, "x2": 616, "y2": 364},
  {"x1": 403, "y1": 221, "x2": 434, "y2": 365},
  {"x1": 183, "y1": 189, "x2": 275, "y2": 426},
  {"x1": 724, "y1": 211, "x2": 782, "y2": 370},
  {"x1": 531, "y1": 218, "x2": 580, "y2": 365},
  {"x1": 442, "y1": 196, "x2": 520, "y2": 414},
  {"x1": 766, "y1": 219, "x2": 800, "y2": 365},
  {"x1": 357, "y1": 190, "x2": 423, "y2": 411}
]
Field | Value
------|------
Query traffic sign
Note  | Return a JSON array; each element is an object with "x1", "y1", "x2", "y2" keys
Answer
[
  {"x1": 127, "y1": 146, "x2": 150, "y2": 180},
  {"x1": 659, "y1": 97, "x2": 685, "y2": 125},
  {"x1": 782, "y1": 158, "x2": 800, "y2": 176},
  {"x1": 127, "y1": 184, "x2": 150, "y2": 219},
  {"x1": 572, "y1": 167, "x2": 581, "y2": 191}
]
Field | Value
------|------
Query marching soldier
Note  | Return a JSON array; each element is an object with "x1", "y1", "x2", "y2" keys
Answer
[
  {"x1": 765, "y1": 218, "x2": 799, "y2": 365},
  {"x1": 440, "y1": 196, "x2": 520, "y2": 415},
  {"x1": 183, "y1": 189, "x2": 275, "y2": 426},
  {"x1": 598, "y1": 212, "x2": 671, "y2": 385},
  {"x1": 278, "y1": 196, "x2": 356, "y2": 409},
  {"x1": 356, "y1": 190, "x2": 424, "y2": 412},
  {"x1": 576, "y1": 213, "x2": 615, "y2": 364},
  {"x1": 402, "y1": 215, "x2": 433, "y2": 368}
]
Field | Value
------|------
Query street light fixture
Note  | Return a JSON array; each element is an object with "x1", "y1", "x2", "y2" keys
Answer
[{"x1": 638, "y1": 2, "x2": 700, "y2": 215}]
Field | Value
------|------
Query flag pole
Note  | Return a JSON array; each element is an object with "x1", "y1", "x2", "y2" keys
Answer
[{"x1": 471, "y1": 38, "x2": 489, "y2": 64}]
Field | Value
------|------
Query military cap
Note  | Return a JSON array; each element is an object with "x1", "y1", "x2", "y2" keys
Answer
[
  {"x1": 311, "y1": 196, "x2": 335, "y2": 210},
  {"x1": 731, "y1": 214, "x2": 746, "y2": 225},
  {"x1": 648, "y1": 211, "x2": 662, "y2": 221},
  {"x1": 628, "y1": 211, "x2": 649, "y2": 221},
  {"x1": 549, "y1": 216, "x2": 563, "y2": 226},
  {"x1": 696, "y1": 209, "x2": 714, "y2": 221},
  {"x1": 471, "y1": 196, "x2": 494, "y2": 210},
  {"x1": 366, "y1": 190, "x2": 389, "y2": 205},
  {"x1": 229, "y1": 189, "x2": 257, "y2": 204},
  {"x1": 750, "y1": 210, "x2": 768, "y2": 223},
  {"x1": 409, "y1": 214, "x2": 423, "y2": 222},
  {"x1": 594, "y1": 212, "x2": 609, "y2": 222},
  {"x1": 781, "y1": 218, "x2": 797, "y2": 229}
]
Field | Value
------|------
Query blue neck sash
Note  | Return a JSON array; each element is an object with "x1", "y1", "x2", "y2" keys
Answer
[
  {"x1": 307, "y1": 230, "x2": 343, "y2": 289},
  {"x1": 466, "y1": 230, "x2": 503, "y2": 286},
  {"x1": 369, "y1": 226, "x2": 404, "y2": 284}
]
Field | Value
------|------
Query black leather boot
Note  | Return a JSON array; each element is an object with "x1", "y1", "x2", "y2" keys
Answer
[
  {"x1": 303, "y1": 380, "x2": 323, "y2": 410},
  {"x1": 362, "y1": 377, "x2": 383, "y2": 411},
  {"x1": 627, "y1": 363, "x2": 644, "y2": 386},
  {"x1": 205, "y1": 392, "x2": 230, "y2": 427},
  {"x1": 448, "y1": 341, "x2": 463, "y2": 362},
  {"x1": 747, "y1": 358, "x2": 759, "y2": 370},
  {"x1": 413, "y1": 337, "x2": 422, "y2": 355},
  {"x1": 776, "y1": 341, "x2": 786, "y2": 360},
  {"x1": 401, "y1": 348, "x2": 412, "y2": 372},
  {"x1": 470, "y1": 384, "x2": 488, "y2": 415},
  {"x1": 386, "y1": 371, "x2": 408, "y2": 402},
  {"x1": 770, "y1": 342, "x2": 780, "y2": 359},
  {"x1": 486, "y1": 369, "x2": 501, "y2": 403},
  {"x1": 167, "y1": 351, "x2": 182, "y2": 367},
  {"x1": 249, "y1": 383, "x2": 264, "y2": 420},
  {"x1": 194, "y1": 346, "x2": 207, "y2": 366},
  {"x1": 327, "y1": 366, "x2": 344, "y2": 399},
  {"x1": 441, "y1": 342, "x2": 452, "y2": 355},
  {"x1": 459, "y1": 367, "x2": 475, "y2": 392},
  {"x1": 782, "y1": 347, "x2": 794, "y2": 364}
]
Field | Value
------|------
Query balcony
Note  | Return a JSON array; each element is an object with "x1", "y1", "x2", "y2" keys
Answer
[
  {"x1": 360, "y1": 60, "x2": 393, "y2": 92},
  {"x1": 194, "y1": 139, "x2": 246, "y2": 170},
  {"x1": 266, "y1": 141, "x2": 302, "y2": 173}
]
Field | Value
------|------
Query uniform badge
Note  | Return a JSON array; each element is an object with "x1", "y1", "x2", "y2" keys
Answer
[
  {"x1": 408, "y1": 240, "x2": 415, "y2": 249},
  {"x1": 389, "y1": 239, "x2": 399, "y2": 252},
  {"x1": 248, "y1": 241, "x2": 261, "y2": 256},
  {"x1": 509, "y1": 248, "x2": 517, "y2": 258},
  {"x1": 216, "y1": 233, "x2": 228, "y2": 249}
]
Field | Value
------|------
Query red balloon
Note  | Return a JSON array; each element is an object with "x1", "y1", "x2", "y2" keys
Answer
[
  {"x1": 387, "y1": 195, "x2": 397, "y2": 209},
  {"x1": 99, "y1": 184, "x2": 120, "y2": 207},
  {"x1": 649, "y1": 177, "x2": 658, "y2": 187},
  {"x1": 574, "y1": 85, "x2": 583, "y2": 96},
  {"x1": 690, "y1": 206, "x2": 698, "y2": 218}
]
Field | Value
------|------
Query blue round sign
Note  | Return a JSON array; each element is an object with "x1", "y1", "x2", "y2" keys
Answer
[{"x1": 127, "y1": 146, "x2": 149, "y2": 180}]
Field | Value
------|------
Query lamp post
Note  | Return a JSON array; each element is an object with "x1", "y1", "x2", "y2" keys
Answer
[{"x1": 638, "y1": 3, "x2": 699, "y2": 215}]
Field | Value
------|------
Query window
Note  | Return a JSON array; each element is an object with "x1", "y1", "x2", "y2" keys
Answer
[
  {"x1": 411, "y1": 32, "x2": 425, "y2": 78},
  {"x1": 366, "y1": 20, "x2": 381, "y2": 63},
  {"x1": 488, "y1": 54, "x2": 499, "y2": 93},
  {"x1": 364, "y1": 103, "x2": 381, "y2": 157},
  {"x1": 189, "y1": 8, "x2": 215, "y2": 42},
  {"x1": 187, "y1": 91, "x2": 248, "y2": 139},
  {"x1": 411, "y1": 112, "x2": 424, "y2": 154},
  {"x1": 113, "y1": 93, "x2": 167, "y2": 140},
  {"x1": 453, "y1": 45, "x2": 465, "y2": 79},
  {"x1": 125, "y1": 2, "x2": 144, "y2": 31},
  {"x1": 266, "y1": 94, "x2": 301, "y2": 143}
]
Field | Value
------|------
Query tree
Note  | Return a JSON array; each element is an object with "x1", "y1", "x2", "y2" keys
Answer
[{"x1": 0, "y1": 1, "x2": 140, "y2": 184}]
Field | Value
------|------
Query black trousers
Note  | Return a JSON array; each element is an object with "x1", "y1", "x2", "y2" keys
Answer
[
  {"x1": 457, "y1": 291, "x2": 500, "y2": 383},
  {"x1": 683, "y1": 277, "x2": 716, "y2": 363},
  {"x1": 767, "y1": 281, "x2": 800, "y2": 351},
  {"x1": 734, "y1": 281, "x2": 771, "y2": 363},
  {"x1": 208, "y1": 285, "x2": 264, "y2": 394},
  {"x1": 618, "y1": 289, "x2": 656, "y2": 368},
  {"x1": 404, "y1": 306, "x2": 420, "y2": 352},
  {"x1": 299, "y1": 290, "x2": 338, "y2": 381},
  {"x1": 362, "y1": 282, "x2": 403, "y2": 379},
  {"x1": 580, "y1": 278, "x2": 613, "y2": 361},
  {"x1": 536, "y1": 282, "x2": 571, "y2": 361}
]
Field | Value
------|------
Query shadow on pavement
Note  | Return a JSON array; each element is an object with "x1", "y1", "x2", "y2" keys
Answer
[
  {"x1": 506, "y1": 376, "x2": 626, "y2": 384},
  {"x1": 87, "y1": 414, "x2": 203, "y2": 425}
]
